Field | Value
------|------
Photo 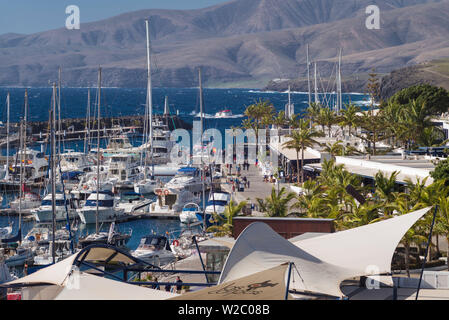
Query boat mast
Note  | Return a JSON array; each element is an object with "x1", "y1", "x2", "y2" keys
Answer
[
  {"x1": 18, "y1": 113, "x2": 24, "y2": 238},
  {"x1": 51, "y1": 83, "x2": 57, "y2": 264},
  {"x1": 306, "y1": 44, "x2": 311, "y2": 107},
  {"x1": 5, "y1": 92, "x2": 10, "y2": 180},
  {"x1": 96, "y1": 68, "x2": 102, "y2": 235},
  {"x1": 314, "y1": 62, "x2": 319, "y2": 106},
  {"x1": 199, "y1": 68, "x2": 206, "y2": 232},
  {"x1": 58, "y1": 67, "x2": 62, "y2": 156},
  {"x1": 145, "y1": 19, "x2": 154, "y2": 179},
  {"x1": 84, "y1": 88, "x2": 91, "y2": 154},
  {"x1": 337, "y1": 48, "x2": 343, "y2": 115},
  {"x1": 18, "y1": 90, "x2": 28, "y2": 236}
]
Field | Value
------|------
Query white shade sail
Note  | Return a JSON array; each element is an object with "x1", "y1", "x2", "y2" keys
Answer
[
  {"x1": 219, "y1": 207, "x2": 431, "y2": 298},
  {"x1": 172, "y1": 263, "x2": 290, "y2": 300}
]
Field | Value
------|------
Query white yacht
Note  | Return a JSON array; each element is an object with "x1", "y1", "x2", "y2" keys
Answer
[
  {"x1": 70, "y1": 171, "x2": 114, "y2": 207},
  {"x1": 131, "y1": 235, "x2": 176, "y2": 267},
  {"x1": 165, "y1": 167, "x2": 208, "y2": 193},
  {"x1": 105, "y1": 133, "x2": 133, "y2": 152},
  {"x1": 179, "y1": 203, "x2": 202, "y2": 225},
  {"x1": 134, "y1": 177, "x2": 158, "y2": 194},
  {"x1": 4, "y1": 148, "x2": 48, "y2": 184},
  {"x1": 59, "y1": 151, "x2": 93, "y2": 173},
  {"x1": 32, "y1": 193, "x2": 78, "y2": 223},
  {"x1": 105, "y1": 153, "x2": 141, "y2": 189},
  {"x1": 9, "y1": 192, "x2": 41, "y2": 211},
  {"x1": 77, "y1": 191, "x2": 125, "y2": 224},
  {"x1": 205, "y1": 192, "x2": 231, "y2": 215},
  {"x1": 150, "y1": 188, "x2": 200, "y2": 216},
  {"x1": 215, "y1": 109, "x2": 232, "y2": 118},
  {"x1": 116, "y1": 192, "x2": 153, "y2": 214}
]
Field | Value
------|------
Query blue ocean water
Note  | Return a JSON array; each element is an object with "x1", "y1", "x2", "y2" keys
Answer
[
  {"x1": 0, "y1": 88, "x2": 370, "y2": 250},
  {"x1": 0, "y1": 87, "x2": 370, "y2": 133}
]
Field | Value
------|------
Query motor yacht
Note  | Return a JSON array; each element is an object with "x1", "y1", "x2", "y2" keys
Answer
[
  {"x1": 131, "y1": 234, "x2": 176, "y2": 267},
  {"x1": 150, "y1": 188, "x2": 200, "y2": 217},
  {"x1": 179, "y1": 203, "x2": 202, "y2": 225},
  {"x1": 165, "y1": 167, "x2": 208, "y2": 193},
  {"x1": 77, "y1": 191, "x2": 125, "y2": 224},
  {"x1": 9, "y1": 192, "x2": 41, "y2": 211},
  {"x1": 215, "y1": 109, "x2": 232, "y2": 118},
  {"x1": 32, "y1": 193, "x2": 78, "y2": 223}
]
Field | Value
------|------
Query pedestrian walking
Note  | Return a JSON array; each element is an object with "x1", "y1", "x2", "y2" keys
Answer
[
  {"x1": 176, "y1": 276, "x2": 183, "y2": 294},
  {"x1": 152, "y1": 277, "x2": 160, "y2": 290}
]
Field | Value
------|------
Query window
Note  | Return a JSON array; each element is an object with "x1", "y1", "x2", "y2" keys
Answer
[
  {"x1": 41, "y1": 200, "x2": 68, "y2": 206},
  {"x1": 85, "y1": 199, "x2": 114, "y2": 207}
]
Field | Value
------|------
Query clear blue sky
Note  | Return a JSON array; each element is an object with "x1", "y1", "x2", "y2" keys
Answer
[{"x1": 0, "y1": 0, "x2": 227, "y2": 35}]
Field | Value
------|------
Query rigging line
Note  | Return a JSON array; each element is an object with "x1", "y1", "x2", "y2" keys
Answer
[{"x1": 292, "y1": 263, "x2": 306, "y2": 289}]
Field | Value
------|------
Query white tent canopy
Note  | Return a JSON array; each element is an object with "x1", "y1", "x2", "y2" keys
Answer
[
  {"x1": 219, "y1": 207, "x2": 431, "y2": 298},
  {"x1": 3, "y1": 247, "x2": 178, "y2": 300}
]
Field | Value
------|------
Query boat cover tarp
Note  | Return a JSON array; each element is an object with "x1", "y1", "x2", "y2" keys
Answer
[
  {"x1": 0, "y1": 228, "x2": 21, "y2": 244},
  {"x1": 172, "y1": 263, "x2": 289, "y2": 300},
  {"x1": 218, "y1": 207, "x2": 430, "y2": 298}
]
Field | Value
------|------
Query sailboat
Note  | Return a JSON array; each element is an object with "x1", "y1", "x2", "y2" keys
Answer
[
  {"x1": 134, "y1": 19, "x2": 158, "y2": 195},
  {"x1": 3, "y1": 98, "x2": 34, "y2": 267}
]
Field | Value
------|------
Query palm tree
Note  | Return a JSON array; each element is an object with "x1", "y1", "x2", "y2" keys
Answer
[
  {"x1": 355, "y1": 110, "x2": 391, "y2": 155},
  {"x1": 374, "y1": 171, "x2": 399, "y2": 215},
  {"x1": 206, "y1": 200, "x2": 247, "y2": 237},
  {"x1": 323, "y1": 140, "x2": 344, "y2": 158},
  {"x1": 291, "y1": 180, "x2": 328, "y2": 218},
  {"x1": 341, "y1": 201, "x2": 383, "y2": 229},
  {"x1": 306, "y1": 102, "x2": 321, "y2": 125},
  {"x1": 393, "y1": 194, "x2": 428, "y2": 277},
  {"x1": 243, "y1": 99, "x2": 275, "y2": 158},
  {"x1": 256, "y1": 187, "x2": 296, "y2": 217},
  {"x1": 340, "y1": 103, "x2": 360, "y2": 137},
  {"x1": 282, "y1": 119, "x2": 323, "y2": 184},
  {"x1": 317, "y1": 108, "x2": 336, "y2": 137}
]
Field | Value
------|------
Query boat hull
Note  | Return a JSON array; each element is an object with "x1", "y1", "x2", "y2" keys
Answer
[
  {"x1": 77, "y1": 208, "x2": 125, "y2": 224},
  {"x1": 33, "y1": 208, "x2": 78, "y2": 223}
]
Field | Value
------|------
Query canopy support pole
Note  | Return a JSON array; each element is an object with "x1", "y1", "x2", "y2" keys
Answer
[
  {"x1": 415, "y1": 205, "x2": 438, "y2": 300},
  {"x1": 284, "y1": 262, "x2": 293, "y2": 300},
  {"x1": 193, "y1": 235, "x2": 209, "y2": 283}
]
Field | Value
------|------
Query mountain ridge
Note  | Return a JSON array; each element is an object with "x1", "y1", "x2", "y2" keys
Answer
[{"x1": 0, "y1": 0, "x2": 448, "y2": 87}]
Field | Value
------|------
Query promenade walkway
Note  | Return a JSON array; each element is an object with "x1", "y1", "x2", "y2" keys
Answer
[{"x1": 220, "y1": 163, "x2": 293, "y2": 216}]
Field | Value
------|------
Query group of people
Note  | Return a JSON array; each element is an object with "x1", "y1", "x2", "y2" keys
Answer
[
  {"x1": 230, "y1": 176, "x2": 250, "y2": 193},
  {"x1": 263, "y1": 175, "x2": 276, "y2": 183},
  {"x1": 150, "y1": 276, "x2": 184, "y2": 294}
]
